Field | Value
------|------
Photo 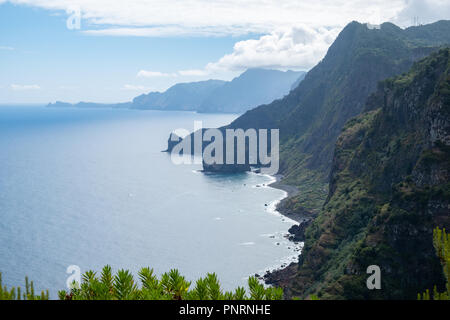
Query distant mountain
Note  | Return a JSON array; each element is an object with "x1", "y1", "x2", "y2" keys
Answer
[
  {"x1": 404, "y1": 20, "x2": 450, "y2": 45},
  {"x1": 48, "y1": 68, "x2": 304, "y2": 114},
  {"x1": 47, "y1": 101, "x2": 132, "y2": 108},
  {"x1": 131, "y1": 80, "x2": 226, "y2": 111},
  {"x1": 290, "y1": 73, "x2": 306, "y2": 91},
  {"x1": 197, "y1": 69, "x2": 305, "y2": 113}
]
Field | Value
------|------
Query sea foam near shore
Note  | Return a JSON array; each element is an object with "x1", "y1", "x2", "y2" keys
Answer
[{"x1": 247, "y1": 172, "x2": 304, "y2": 282}]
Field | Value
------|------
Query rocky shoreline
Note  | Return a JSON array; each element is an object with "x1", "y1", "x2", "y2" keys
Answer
[{"x1": 260, "y1": 174, "x2": 315, "y2": 290}]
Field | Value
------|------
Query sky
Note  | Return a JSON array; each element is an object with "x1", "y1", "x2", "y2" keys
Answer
[{"x1": 0, "y1": 0, "x2": 449, "y2": 104}]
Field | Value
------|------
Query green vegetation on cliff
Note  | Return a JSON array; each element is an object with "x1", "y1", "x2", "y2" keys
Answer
[
  {"x1": 418, "y1": 227, "x2": 450, "y2": 300},
  {"x1": 0, "y1": 273, "x2": 49, "y2": 300},
  {"x1": 287, "y1": 48, "x2": 450, "y2": 299}
]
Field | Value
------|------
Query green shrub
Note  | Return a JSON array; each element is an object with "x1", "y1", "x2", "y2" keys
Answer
[
  {"x1": 418, "y1": 227, "x2": 450, "y2": 300},
  {"x1": 56, "y1": 266, "x2": 284, "y2": 300},
  {"x1": 0, "y1": 273, "x2": 49, "y2": 300},
  {"x1": 1, "y1": 267, "x2": 318, "y2": 300}
]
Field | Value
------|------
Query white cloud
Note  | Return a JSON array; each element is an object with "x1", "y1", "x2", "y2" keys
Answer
[
  {"x1": 10, "y1": 84, "x2": 41, "y2": 90},
  {"x1": 154, "y1": 24, "x2": 340, "y2": 76},
  {"x1": 0, "y1": 46, "x2": 14, "y2": 50},
  {"x1": 205, "y1": 25, "x2": 341, "y2": 72},
  {"x1": 137, "y1": 70, "x2": 177, "y2": 78},
  {"x1": 394, "y1": 0, "x2": 450, "y2": 26},
  {"x1": 7, "y1": 0, "x2": 425, "y2": 37},
  {"x1": 148, "y1": 24, "x2": 338, "y2": 79},
  {"x1": 6, "y1": 0, "x2": 449, "y2": 90},
  {"x1": 84, "y1": 27, "x2": 238, "y2": 38}
]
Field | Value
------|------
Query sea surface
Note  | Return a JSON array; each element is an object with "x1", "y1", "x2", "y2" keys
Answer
[{"x1": 0, "y1": 105, "x2": 300, "y2": 298}]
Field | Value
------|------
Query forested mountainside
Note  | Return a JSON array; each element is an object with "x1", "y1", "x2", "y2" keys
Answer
[
  {"x1": 225, "y1": 20, "x2": 450, "y2": 214},
  {"x1": 286, "y1": 48, "x2": 450, "y2": 299}
]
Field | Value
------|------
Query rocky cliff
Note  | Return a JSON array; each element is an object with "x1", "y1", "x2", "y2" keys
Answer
[{"x1": 287, "y1": 48, "x2": 450, "y2": 299}]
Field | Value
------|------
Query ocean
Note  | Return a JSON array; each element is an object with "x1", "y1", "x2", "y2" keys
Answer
[{"x1": 0, "y1": 105, "x2": 299, "y2": 298}]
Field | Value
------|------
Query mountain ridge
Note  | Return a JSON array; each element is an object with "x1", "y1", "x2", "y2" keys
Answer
[
  {"x1": 198, "y1": 69, "x2": 304, "y2": 113},
  {"x1": 48, "y1": 68, "x2": 305, "y2": 114},
  {"x1": 132, "y1": 79, "x2": 226, "y2": 111}
]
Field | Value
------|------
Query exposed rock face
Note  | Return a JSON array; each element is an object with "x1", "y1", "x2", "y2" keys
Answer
[
  {"x1": 264, "y1": 263, "x2": 298, "y2": 289},
  {"x1": 286, "y1": 49, "x2": 450, "y2": 300},
  {"x1": 163, "y1": 133, "x2": 182, "y2": 152},
  {"x1": 164, "y1": 128, "x2": 260, "y2": 173}
]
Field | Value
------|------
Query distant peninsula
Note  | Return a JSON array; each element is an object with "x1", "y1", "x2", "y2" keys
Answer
[{"x1": 47, "y1": 68, "x2": 305, "y2": 114}]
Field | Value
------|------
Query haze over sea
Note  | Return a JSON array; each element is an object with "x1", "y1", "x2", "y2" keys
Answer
[{"x1": 0, "y1": 105, "x2": 299, "y2": 297}]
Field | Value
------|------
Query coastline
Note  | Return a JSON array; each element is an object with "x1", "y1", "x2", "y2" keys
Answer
[
  {"x1": 261, "y1": 174, "x2": 312, "y2": 291},
  {"x1": 244, "y1": 172, "x2": 303, "y2": 286},
  {"x1": 267, "y1": 174, "x2": 311, "y2": 223}
]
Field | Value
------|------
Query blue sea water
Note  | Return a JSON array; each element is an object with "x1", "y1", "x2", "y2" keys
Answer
[{"x1": 0, "y1": 105, "x2": 299, "y2": 298}]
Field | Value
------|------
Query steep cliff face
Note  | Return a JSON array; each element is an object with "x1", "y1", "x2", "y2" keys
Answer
[
  {"x1": 198, "y1": 69, "x2": 305, "y2": 114},
  {"x1": 288, "y1": 49, "x2": 450, "y2": 299}
]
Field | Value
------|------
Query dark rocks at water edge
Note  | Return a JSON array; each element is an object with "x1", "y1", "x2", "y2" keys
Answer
[
  {"x1": 163, "y1": 128, "x2": 258, "y2": 173},
  {"x1": 287, "y1": 219, "x2": 312, "y2": 242},
  {"x1": 163, "y1": 132, "x2": 251, "y2": 173},
  {"x1": 202, "y1": 162, "x2": 251, "y2": 173},
  {"x1": 263, "y1": 263, "x2": 298, "y2": 290}
]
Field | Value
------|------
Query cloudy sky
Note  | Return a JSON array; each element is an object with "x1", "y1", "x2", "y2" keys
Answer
[{"x1": 0, "y1": 0, "x2": 449, "y2": 103}]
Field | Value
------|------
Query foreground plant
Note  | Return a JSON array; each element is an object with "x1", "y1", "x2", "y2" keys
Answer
[
  {"x1": 0, "y1": 273, "x2": 49, "y2": 300},
  {"x1": 418, "y1": 227, "x2": 450, "y2": 300},
  {"x1": 57, "y1": 266, "x2": 283, "y2": 300}
]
